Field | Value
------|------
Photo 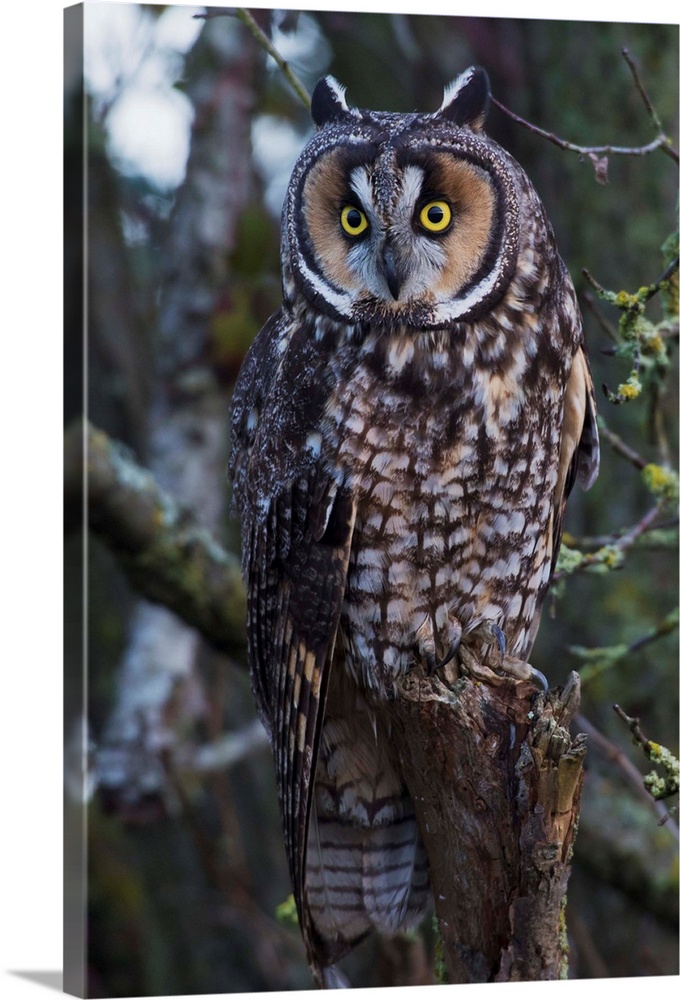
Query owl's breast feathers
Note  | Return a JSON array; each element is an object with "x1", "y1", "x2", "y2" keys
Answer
[{"x1": 230, "y1": 272, "x2": 599, "y2": 697}]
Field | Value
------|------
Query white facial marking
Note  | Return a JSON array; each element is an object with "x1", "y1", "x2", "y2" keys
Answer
[{"x1": 438, "y1": 67, "x2": 475, "y2": 112}]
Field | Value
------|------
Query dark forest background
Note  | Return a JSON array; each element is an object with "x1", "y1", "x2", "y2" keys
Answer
[{"x1": 64, "y1": 5, "x2": 678, "y2": 994}]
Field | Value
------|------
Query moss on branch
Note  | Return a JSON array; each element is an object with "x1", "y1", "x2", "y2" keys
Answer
[{"x1": 66, "y1": 419, "x2": 247, "y2": 659}]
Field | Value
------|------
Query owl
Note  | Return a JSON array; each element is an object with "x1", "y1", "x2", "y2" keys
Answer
[{"x1": 229, "y1": 67, "x2": 599, "y2": 987}]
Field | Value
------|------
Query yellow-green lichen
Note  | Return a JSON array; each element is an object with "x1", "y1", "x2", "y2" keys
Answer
[
  {"x1": 275, "y1": 894, "x2": 299, "y2": 925},
  {"x1": 616, "y1": 374, "x2": 642, "y2": 400},
  {"x1": 642, "y1": 464, "x2": 679, "y2": 505}
]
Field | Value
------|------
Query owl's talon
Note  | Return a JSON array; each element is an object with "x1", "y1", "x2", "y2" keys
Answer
[
  {"x1": 435, "y1": 641, "x2": 459, "y2": 671},
  {"x1": 436, "y1": 646, "x2": 456, "y2": 671},
  {"x1": 415, "y1": 614, "x2": 462, "y2": 675},
  {"x1": 489, "y1": 623, "x2": 506, "y2": 663},
  {"x1": 497, "y1": 657, "x2": 548, "y2": 691},
  {"x1": 459, "y1": 645, "x2": 547, "y2": 692},
  {"x1": 424, "y1": 651, "x2": 437, "y2": 676},
  {"x1": 527, "y1": 665, "x2": 549, "y2": 692},
  {"x1": 421, "y1": 645, "x2": 454, "y2": 676}
]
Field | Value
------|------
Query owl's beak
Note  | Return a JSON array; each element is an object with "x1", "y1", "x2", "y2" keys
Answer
[{"x1": 380, "y1": 243, "x2": 404, "y2": 301}]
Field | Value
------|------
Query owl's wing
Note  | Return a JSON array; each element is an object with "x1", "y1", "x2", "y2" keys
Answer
[
  {"x1": 229, "y1": 313, "x2": 357, "y2": 967},
  {"x1": 249, "y1": 482, "x2": 357, "y2": 949},
  {"x1": 551, "y1": 342, "x2": 600, "y2": 573}
]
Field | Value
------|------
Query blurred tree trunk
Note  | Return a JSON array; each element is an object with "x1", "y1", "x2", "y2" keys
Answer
[{"x1": 96, "y1": 13, "x2": 264, "y2": 813}]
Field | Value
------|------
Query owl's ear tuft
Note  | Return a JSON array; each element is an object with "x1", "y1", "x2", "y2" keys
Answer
[
  {"x1": 437, "y1": 67, "x2": 490, "y2": 131},
  {"x1": 311, "y1": 76, "x2": 354, "y2": 127}
]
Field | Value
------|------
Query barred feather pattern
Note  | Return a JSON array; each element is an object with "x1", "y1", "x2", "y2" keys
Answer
[{"x1": 305, "y1": 666, "x2": 429, "y2": 960}]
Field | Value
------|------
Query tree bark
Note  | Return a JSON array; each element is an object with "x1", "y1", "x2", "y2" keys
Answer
[{"x1": 390, "y1": 667, "x2": 585, "y2": 983}]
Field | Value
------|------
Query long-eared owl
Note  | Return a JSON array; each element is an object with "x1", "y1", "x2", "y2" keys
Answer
[{"x1": 229, "y1": 68, "x2": 599, "y2": 987}]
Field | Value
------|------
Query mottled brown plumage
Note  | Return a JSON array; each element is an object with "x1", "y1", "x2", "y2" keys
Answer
[{"x1": 229, "y1": 68, "x2": 599, "y2": 987}]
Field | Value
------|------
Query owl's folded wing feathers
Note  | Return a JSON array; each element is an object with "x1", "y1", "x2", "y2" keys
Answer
[
  {"x1": 229, "y1": 315, "x2": 358, "y2": 976},
  {"x1": 551, "y1": 343, "x2": 600, "y2": 573}
]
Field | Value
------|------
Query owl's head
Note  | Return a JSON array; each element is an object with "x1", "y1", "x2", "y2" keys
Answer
[{"x1": 281, "y1": 68, "x2": 525, "y2": 332}]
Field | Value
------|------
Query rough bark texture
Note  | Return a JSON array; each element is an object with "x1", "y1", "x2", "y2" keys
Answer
[{"x1": 390, "y1": 667, "x2": 585, "y2": 983}]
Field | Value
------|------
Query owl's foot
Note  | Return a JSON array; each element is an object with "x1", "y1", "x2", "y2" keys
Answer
[
  {"x1": 461, "y1": 621, "x2": 548, "y2": 691},
  {"x1": 414, "y1": 614, "x2": 462, "y2": 676},
  {"x1": 461, "y1": 648, "x2": 548, "y2": 691},
  {"x1": 472, "y1": 621, "x2": 506, "y2": 663}
]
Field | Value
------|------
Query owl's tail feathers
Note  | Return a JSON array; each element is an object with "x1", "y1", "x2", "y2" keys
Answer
[
  {"x1": 304, "y1": 797, "x2": 430, "y2": 973},
  {"x1": 315, "y1": 963, "x2": 350, "y2": 989}
]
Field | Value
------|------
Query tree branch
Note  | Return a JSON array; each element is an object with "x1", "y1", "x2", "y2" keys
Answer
[
  {"x1": 68, "y1": 418, "x2": 247, "y2": 659},
  {"x1": 491, "y1": 48, "x2": 679, "y2": 169},
  {"x1": 575, "y1": 712, "x2": 678, "y2": 833},
  {"x1": 613, "y1": 704, "x2": 680, "y2": 808},
  {"x1": 492, "y1": 94, "x2": 672, "y2": 160},
  {"x1": 597, "y1": 416, "x2": 649, "y2": 470},
  {"x1": 234, "y1": 8, "x2": 311, "y2": 108},
  {"x1": 194, "y1": 7, "x2": 312, "y2": 109}
]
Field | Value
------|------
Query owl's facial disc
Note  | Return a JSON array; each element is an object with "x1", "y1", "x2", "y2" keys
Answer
[{"x1": 297, "y1": 142, "x2": 510, "y2": 327}]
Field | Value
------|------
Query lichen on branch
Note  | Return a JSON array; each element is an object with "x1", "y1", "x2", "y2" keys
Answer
[{"x1": 67, "y1": 418, "x2": 247, "y2": 659}]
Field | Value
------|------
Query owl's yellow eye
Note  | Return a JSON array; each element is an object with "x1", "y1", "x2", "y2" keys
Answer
[
  {"x1": 419, "y1": 200, "x2": 452, "y2": 233},
  {"x1": 340, "y1": 205, "x2": 369, "y2": 236}
]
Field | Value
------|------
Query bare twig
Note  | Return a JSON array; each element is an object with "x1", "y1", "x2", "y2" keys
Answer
[
  {"x1": 568, "y1": 610, "x2": 679, "y2": 705},
  {"x1": 583, "y1": 291, "x2": 620, "y2": 344},
  {"x1": 575, "y1": 712, "x2": 678, "y2": 835},
  {"x1": 564, "y1": 516, "x2": 678, "y2": 552},
  {"x1": 491, "y1": 48, "x2": 678, "y2": 168},
  {"x1": 236, "y1": 8, "x2": 311, "y2": 108},
  {"x1": 553, "y1": 503, "x2": 664, "y2": 581},
  {"x1": 614, "y1": 704, "x2": 654, "y2": 752},
  {"x1": 597, "y1": 417, "x2": 648, "y2": 470},
  {"x1": 584, "y1": 257, "x2": 679, "y2": 308},
  {"x1": 612, "y1": 502, "x2": 664, "y2": 550},
  {"x1": 192, "y1": 8, "x2": 311, "y2": 108},
  {"x1": 613, "y1": 704, "x2": 680, "y2": 816},
  {"x1": 621, "y1": 47, "x2": 675, "y2": 154},
  {"x1": 492, "y1": 95, "x2": 670, "y2": 159}
]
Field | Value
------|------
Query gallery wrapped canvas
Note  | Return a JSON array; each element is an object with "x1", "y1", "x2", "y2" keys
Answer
[{"x1": 64, "y1": 2, "x2": 678, "y2": 996}]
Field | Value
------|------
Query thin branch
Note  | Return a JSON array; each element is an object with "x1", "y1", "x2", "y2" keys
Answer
[
  {"x1": 622, "y1": 47, "x2": 667, "y2": 139},
  {"x1": 612, "y1": 503, "x2": 663, "y2": 550},
  {"x1": 192, "y1": 8, "x2": 311, "y2": 109},
  {"x1": 491, "y1": 95, "x2": 673, "y2": 160},
  {"x1": 614, "y1": 704, "x2": 656, "y2": 752},
  {"x1": 565, "y1": 519, "x2": 678, "y2": 551},
  {"x1": 235, "y1": 8, "x2": 311, "y2": 109},
  {"x1": 613, "y1": 703, "x2": 680, "y2": 814},
  {"x1": 569, "y1": 609, "x2": 679, "y2": 692},
  {"x1": 583, "y1": 291, "x2": 620, "y2": 344},
  {"x1": 553, "y1": 503, "x2": 663, "y2": 581},
  {"x1": 575, "y1": 712, "x2": 678, "y2": 835},
  {"x1": 597, "y1": 417, "x2": 648, "y2": 470},
  {"x1": 491, "y1": 49, "x2": 678, "y2": 167},
  {"x1": 647, "y1": 255, "x2": 680, "y2": 298},
  {"x1": 583, "y1": 258, "x2": 679, "y2": 311}
]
